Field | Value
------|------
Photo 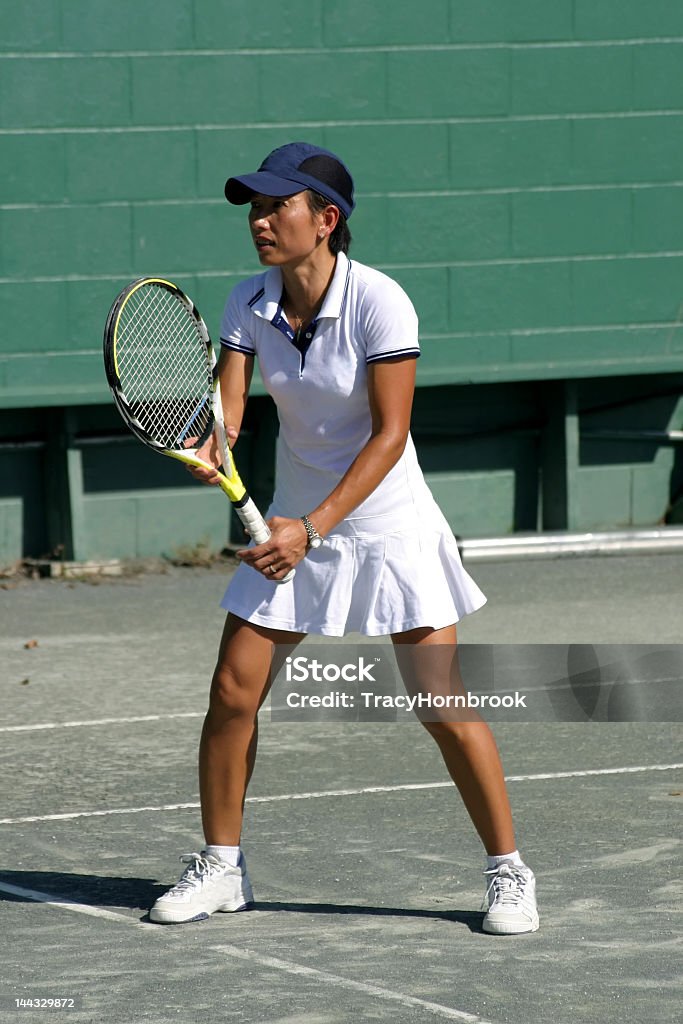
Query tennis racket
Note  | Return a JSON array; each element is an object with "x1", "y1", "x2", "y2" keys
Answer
[{"x1": 103, "y1": 276, "x2": 294, "y2": 582}]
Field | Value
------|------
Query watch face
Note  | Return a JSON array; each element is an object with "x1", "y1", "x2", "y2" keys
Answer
[{"x1": 310, "y1": 536, "x2": 323, "y2": 548}]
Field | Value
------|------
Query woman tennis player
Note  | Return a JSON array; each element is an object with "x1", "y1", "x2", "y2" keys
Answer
[{"x1": 150, "y1": 142, "x2": 539, "y2": 934}]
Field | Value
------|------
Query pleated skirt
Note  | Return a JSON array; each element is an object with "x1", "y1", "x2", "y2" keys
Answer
[{"x1": 221, "y1": 500, "x2": 487, "y2": 637}]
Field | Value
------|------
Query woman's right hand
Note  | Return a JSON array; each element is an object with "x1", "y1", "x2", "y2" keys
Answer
[{"x1": 187, "y1": 425, "x2": 239, "y2": 486}]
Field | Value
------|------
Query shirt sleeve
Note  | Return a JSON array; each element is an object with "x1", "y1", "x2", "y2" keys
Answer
[
  {"x1": 361, "y1": 274, "x2": 421, "y2": 365},
  {"x1": 219, "y1": 283, "x2": 257, "y2": 356}
]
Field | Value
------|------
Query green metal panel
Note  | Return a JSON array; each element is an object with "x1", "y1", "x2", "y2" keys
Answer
[
  {"x1": 0, "y1": 498, "x2": 23, "y2": 570},
  {"x1": 84, "y1": 490, "x2": 230, "y2": 560},
  {"x1": 576, "y1": 466, "x2": 634, "y2": 530},
  {"x1": 541, "y1": 381, "x2": 580, "y2": 530},
  {"x1": 0, "y1": 444, "x2": 49, "y2": 559},
  {"x1": 631, "y1": 450, "x2": 677, "y2": 526},
  {"x1": 425, "y1": 471, "x2": 519, "y2": 538},
  {"x1": 43, "y1": 410, "x2": 87, "y2": 562}
]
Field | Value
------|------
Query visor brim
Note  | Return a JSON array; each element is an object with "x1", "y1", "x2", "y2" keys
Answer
[{"x1": 224, "y1": 172, "x2": 307, "y2": 205}]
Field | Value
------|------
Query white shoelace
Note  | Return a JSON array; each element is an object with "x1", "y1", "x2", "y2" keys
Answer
[
  {"x1": 169, "y1": 852, "x2": 223, "y2": 895},
  {"x1": 484, "y1": 863, "x2": 530, "y2": 909}
]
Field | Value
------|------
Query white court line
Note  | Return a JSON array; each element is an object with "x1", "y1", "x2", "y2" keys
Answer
[
  {"x1": 0, "y1": 712, "x2": 203, "y2": 733},
  {"x1": 0, "y1": 802, "x2": 202, "y2": 825},
  {"x1": 0, "y1": 763, "x2": 680, "y2": 826},
  {"x1": 0, "y1": 880, "x2": 153, "y2": 928},
  {"x1": 504, "y1": 764, "x2": 683, "y2": 782},
  {"x1": 210, "y1": 944, "x2": 493, "y2": 1023},
  {"x1": 0, "y1": 880, "x2": 496, "y2": 1023}
]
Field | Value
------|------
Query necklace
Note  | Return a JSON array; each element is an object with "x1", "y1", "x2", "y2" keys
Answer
[
  {"x1": 285, "y1": 302, "x2": 315, "y2": 336},
  {"x1": 283, "y1": 288, "x2": 324, "y2": 334}
]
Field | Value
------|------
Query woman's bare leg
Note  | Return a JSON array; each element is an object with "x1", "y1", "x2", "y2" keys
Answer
[
  {"x1": 391, "y1": 624, "x2": 517, "y2": 856},
  {"x1": 199, "y1": 613, "x2": 305, "y2": 845}
]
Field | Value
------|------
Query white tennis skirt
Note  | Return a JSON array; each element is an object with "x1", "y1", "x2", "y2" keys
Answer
[{"x1": 221, "y1": 502, "x2": 487, "y2": 637}]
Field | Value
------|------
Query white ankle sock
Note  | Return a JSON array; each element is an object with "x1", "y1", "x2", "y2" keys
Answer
[
  {"x1": 487, "y1": 850, "x2": 524, "y2": 870},
  {"x1": 204, "y1": 844, "x2": 241, "y2": 867}
]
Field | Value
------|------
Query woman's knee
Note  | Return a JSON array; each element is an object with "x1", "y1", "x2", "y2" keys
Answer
[
  {"x1": 420, "y1": 716, "x2": 483, "y2": 748},
  {"x1": 207, "y1": 665, "x2": 260, "y2": 721},
  {"x1": 206, "y1": 615, "x2": 283, "y2": 721}
]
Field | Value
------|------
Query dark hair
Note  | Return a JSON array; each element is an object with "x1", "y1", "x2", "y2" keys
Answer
[{"x1": 306, "y1": 190, "x2": 352, "y2": 255}]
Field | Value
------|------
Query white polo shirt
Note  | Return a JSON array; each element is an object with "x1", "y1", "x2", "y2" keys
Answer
[{"x1": 220, "y1": 252, "x2": 429, "y2": 522}]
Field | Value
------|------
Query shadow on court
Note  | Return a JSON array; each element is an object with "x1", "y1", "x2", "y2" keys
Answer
[
  {"x1": 0, "y1": 871, "x2": 167, "y2": 912},
  {"x1": 0, "y1": 871, "x2": 485, "y2": 931},
  {"x1": 242, "y1": 902, "x2": 483, "y2": 931}
]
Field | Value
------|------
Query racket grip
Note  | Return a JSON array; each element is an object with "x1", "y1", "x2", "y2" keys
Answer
[
  {"x1": 235, "y1": 497, "x2": 295, "y2": 584},
  {"x1": 235, "y1": 497, "x2": 270, "y2": 545}
]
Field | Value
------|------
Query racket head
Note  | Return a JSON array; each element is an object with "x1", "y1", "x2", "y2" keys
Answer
[
  {"x1": 102, "y1": 276, "x2": 291, "y2": 575},
  {"x1": 103, "y1": 277, "x2": 216, "y2": 455}
]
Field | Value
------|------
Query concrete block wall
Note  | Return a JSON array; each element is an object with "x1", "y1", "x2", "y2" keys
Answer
[
  {"x1": 2, "y1": 0, "x2": 683, "y2": 405},
  {"x1": 1, "y1": 0, "x2": 682, "y2": 561}
]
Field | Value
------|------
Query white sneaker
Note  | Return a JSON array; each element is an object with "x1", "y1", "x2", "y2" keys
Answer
[
  {"x1": 481, "y1": 862, "x2": 540, "y2": 935},
  {"x1": 150, "y1": 851, "x2": 254, "y2": 925}
]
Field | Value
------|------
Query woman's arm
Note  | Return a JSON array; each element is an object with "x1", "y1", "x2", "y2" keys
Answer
[
  {"x1": 191, "y1": 347, "x2": 253, "y2": 483},
  {"x1": 238, "y1": 356, "x2": 416, "y2": 576}
]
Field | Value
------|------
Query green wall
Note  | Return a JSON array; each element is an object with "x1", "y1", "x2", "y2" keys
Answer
[{"x1": 1, "y1": 1, "x2": 682, "y2": 565}]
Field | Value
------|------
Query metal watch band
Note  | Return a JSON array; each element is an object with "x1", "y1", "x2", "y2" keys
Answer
[{"x1": 301, "y1": 514, "x2": 321, "y2": 546}]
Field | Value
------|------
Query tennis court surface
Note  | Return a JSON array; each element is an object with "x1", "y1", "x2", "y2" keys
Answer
[{"x1": 1, "y1": 552, "x2": 681, "y2": 1023}]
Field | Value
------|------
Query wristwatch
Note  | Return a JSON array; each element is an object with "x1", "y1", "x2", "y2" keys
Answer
[{"x1": 301, "y1": 514, "x2": 323, "y2": 549}]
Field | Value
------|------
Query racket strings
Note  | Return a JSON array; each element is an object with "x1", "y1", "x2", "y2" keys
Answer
[{"x1": 115, "y1": 285, "x2": 213, "y2": 448}]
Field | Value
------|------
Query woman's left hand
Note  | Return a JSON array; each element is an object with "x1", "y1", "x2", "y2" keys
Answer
[{"x1": 236, "y1": 516, "x2": 310, "y2": 580}]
